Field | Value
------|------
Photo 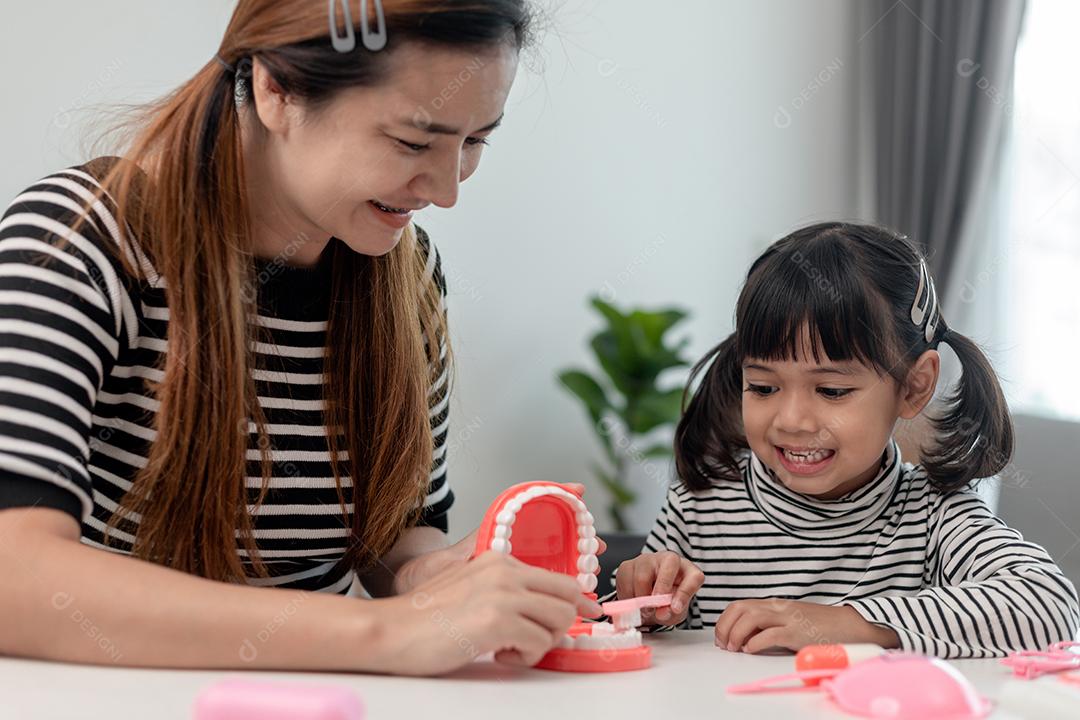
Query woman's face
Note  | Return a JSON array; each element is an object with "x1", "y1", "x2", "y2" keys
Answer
[{"x1": 245, "y1": 41, "x2": 519, "y2": 263}]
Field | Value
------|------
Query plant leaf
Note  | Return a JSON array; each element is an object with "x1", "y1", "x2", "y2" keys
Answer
[
  {"x1": 557, "y1": 369, "x2": 610, "y2": 424},
  {"x1": 627, "y1": 386, "x2": 686, "y2": 434}
]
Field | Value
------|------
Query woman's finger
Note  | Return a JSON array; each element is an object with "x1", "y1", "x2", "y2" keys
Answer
[
  {"x1": 513, "y1": 592, "x2": 579, "y2": 640},
  {"x1": 493, "y1": 615, "x2": 556, "y2": 667},
  {"x1": 516, "y1": 562, "x2": 601, "y2": 617}
]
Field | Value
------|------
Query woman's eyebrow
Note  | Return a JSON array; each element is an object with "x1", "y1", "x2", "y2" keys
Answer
[{"x1": 398, "y1": 113, "x2": 504, "y2": 135}]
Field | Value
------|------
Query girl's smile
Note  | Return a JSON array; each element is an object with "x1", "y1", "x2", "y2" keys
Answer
[{"x1": 775, "y1": 444, "x2": 837, "y2": 476}]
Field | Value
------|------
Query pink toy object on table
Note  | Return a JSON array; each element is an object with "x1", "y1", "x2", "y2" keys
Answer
[
  {"x1": 728, "y1": 653, "x2": 991, "y2": 719},
  {"x1": 471, "y1": 481, "x2": 673, "y2": 672},
  {"x1": 1000, "y1": 640, "x2": 1080, "y2": 679},
  {"x1": 193, "y1": 679, "x2": 364, "y2": 720}
]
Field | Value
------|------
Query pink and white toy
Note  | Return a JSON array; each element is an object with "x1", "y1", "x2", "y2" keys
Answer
[{"x1": 471, "y1": 481, "x2": 672, "y2": 672}]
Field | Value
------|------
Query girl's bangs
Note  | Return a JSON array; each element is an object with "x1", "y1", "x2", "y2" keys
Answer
[{"x1": 735, "y1": 241, "x2": 898, "y2": 373}]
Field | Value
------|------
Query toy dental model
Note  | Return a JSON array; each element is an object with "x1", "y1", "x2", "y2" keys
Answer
[{"x1": 471, "y1": 481, "x2": 672, "y2": 672}]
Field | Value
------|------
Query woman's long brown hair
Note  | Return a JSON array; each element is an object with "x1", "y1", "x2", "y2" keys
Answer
[{"x1": 63, "y1": 0, "x2": 532, "y2": 582}]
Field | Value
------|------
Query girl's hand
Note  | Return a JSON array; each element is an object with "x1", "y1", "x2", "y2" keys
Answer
[
  {"x1": 378, "y1": 551, "x2": 603, "y2": 675},
  {"x1": 713, "y1": 599, "x2": 900, "y2": 653},
  {"x1": 392, "y1": 483, "x2": 607, "y2": 595},
  {"x1": 615, "y1": 551, "x2": 705, "y2": 626}
]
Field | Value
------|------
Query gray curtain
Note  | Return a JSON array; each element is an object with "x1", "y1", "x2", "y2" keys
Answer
[{"x1": 860, "y1": 0, "x2": 1026, "y2": 296}]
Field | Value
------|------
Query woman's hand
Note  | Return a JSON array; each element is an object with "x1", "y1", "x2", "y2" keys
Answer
[
  {"x1": 713, "y1": 599, "x2": 900, "y2": 653},
  {"x1": 390, "y1": 528, "x2": 477, "y2": 596},
  {"x1": 375, "y1": 551, "x2": 603, "y2": 676},
  {"x1": 615, "y1": 550, "x2": 705, "y2": 626}
]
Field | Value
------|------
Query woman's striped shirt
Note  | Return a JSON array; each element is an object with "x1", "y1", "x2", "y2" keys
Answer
[
  {"x1": 0, "y1": 158, "x2": 453, "y2": 594},
  {"x1": 644, "y1": 440, "x2": 1079, "y2": 658}
]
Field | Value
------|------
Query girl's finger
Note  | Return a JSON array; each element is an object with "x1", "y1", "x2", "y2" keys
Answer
[
  {"x1": 651, "y1": 553, "x2": 682, "y2": 596},
  {"x1": 654, "y1": 604, "x2": 681, "y2": 625},
  {"x1": 670, "y1": 562, "x2": 705, "y2": 616},
  {"x1": 633, "y1": 555, "x2": 658, "y2": 598},
  {"x1": 742, "y1": 625, "x2": 795, "y2": 654},
  {"x1": 727, "y1": 608, "x2": 775, "y2": 653},
  {"x1": 614, "y1": 560, "x2": 636, "y2": 600},
  {"x1": 714, "y1": 603, "x2": 745, "y2": 648}
]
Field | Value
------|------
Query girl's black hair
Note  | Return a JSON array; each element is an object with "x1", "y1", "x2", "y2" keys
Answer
[{"x1": 675, "y1": 221, "x2": 1013, "y2": 494}]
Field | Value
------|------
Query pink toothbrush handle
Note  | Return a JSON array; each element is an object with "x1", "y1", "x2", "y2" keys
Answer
[
  {"x1": 727, "y1": 668, "x2": 842, "y2": 694},
  {"x1": 601, "y1": 593, "x2": 674, "y2": 615}
]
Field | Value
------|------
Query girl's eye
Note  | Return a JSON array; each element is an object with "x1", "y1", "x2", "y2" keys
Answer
[
  {"x1": 465, "y1": 136, "x2": 490, "y2": 147},
  {"x1": 396, "y1": 139, "x2": 430, "y2": 152},
  {"x1": 745, "y1": 383, "x2": 776, "y2": 397},
  {"x1": 818, "y1": 387, "x2": 854, "y2": 399}
]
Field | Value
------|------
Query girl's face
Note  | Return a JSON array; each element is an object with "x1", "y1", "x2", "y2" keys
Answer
[
  {"x1": 243, "y1": 41, "x2": 519, "y2": 264},
  {"x1": 740, "y1": 328, "x2": 938, "y2": 499}
]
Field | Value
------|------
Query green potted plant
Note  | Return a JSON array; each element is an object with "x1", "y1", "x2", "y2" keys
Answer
[{"x1": 557, "y1": 296, "x2": 692, "y2": 531}]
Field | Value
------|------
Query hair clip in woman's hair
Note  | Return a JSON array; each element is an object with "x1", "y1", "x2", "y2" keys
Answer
[
  {"x1": 911, "y1": 259, "x2": 940, "y2": 343},
  {"x1": 329, "y1": 0, "x2": 387, "y2": 53}
]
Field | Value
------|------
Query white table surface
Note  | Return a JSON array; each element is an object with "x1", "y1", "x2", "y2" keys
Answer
[{"x1": 0, "y1": 630, "x2": 1072, "y2": 719}]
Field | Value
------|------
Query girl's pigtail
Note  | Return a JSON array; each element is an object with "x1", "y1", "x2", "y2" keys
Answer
[
  {"x1": 675, "y1": 333, "x2": 745, "y2": 490},
  {"x1": 923, "y1": 327, "x2": 1014, "y2": 492}
]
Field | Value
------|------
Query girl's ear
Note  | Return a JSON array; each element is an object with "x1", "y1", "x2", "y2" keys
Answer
[{"x1": 899, "y1": 349, "x2": 940, "y2": 419}]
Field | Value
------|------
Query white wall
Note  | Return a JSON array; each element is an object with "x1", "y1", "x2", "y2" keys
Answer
[
  {"x1": 0, "y1": 1, "x2": 861, "y2": 539},
  {"x1": 427, "y1": 0, "x2": 861, "y2": 537}
]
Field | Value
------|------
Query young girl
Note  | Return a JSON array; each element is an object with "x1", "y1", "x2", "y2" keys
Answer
[{"x1": 616, "y1": 221, "x2": 1080, "y2": 659}]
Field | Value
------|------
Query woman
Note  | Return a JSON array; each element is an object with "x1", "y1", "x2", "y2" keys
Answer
[{"x1": 0, "y1": 0, "x2": 601, "y2": 675}]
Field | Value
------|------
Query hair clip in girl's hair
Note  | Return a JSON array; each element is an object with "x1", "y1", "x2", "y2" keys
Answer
[
  {"x1": 329, "y1": 0, "x2": 387, "y2": 53},
  {"x1": 911, "y1": 259, "x2": 940, "y2": 343}
]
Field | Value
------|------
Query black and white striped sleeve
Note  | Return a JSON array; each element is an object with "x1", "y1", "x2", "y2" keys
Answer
[
  {"x1": 0, "y1": 172, "x2": 130, "y2": 523},
  {"x1": 847, "y1": 489, "x2": 1080, "y2": 658},
  {"x1": 641, "y1": 485, "x2": 704, "y2": 629},
  {"x1": 414, "y1": 225, "x2": 453, "y2": 532}
]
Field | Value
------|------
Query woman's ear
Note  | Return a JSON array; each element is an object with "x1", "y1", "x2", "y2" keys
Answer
[
  {"x1": 899, "y1": 349, "x2": 940, "y2": 419},
  {"x1": 249, "y1": 58, "x2": 300, "y2": 135}
]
